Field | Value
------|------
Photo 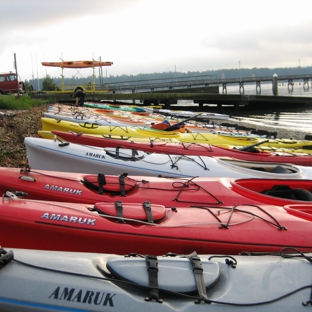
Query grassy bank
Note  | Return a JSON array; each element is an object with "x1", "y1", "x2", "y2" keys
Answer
[{"x1": 0, "y1": 94, "x2": 53, "y2": 110}]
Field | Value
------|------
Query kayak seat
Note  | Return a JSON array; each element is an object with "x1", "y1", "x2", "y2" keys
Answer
[
  {"x1": 240, "y1": 147, "x2": 260, "y2": 153},
  {"x1": 292, "y1": 188, "x2": 312, "y2": 201},
  {"x1": 251, "y1": 129, "x2": 277, "y2": 138},
  {"x1": 271, "y1": 165, "x2": 292, "y2": 174},
  {"x1": 83, "y1": 173, "x2": 136, "y2": 195},
  {"x1": 301, "y1": 145, "x2": 312, "y2": 149},
  {"x1": 105, "y1": 147, "x2": 145, "y2": 161},
  {"x1": 304, "y1": 134, "x2": 312, "y2": 141},
  {"x1": 221, "y1": 123, "x2": 237, "y2": 129},
  {"x1": 262, "y1": 185, "x2": 312, "y2": 201},
  {"x1": 251, "y1": 167, "x2": 266, "y2": 172}
]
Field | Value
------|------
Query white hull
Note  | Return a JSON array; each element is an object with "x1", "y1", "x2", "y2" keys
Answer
[
  {"x1": 44, "y1": 112, "x2": 147, "y2": 127},
  {"x1": 0, "y1": 247, "x2": 311, "y2": 312},
  {"x1": 143, "y1": 107, "x2": 230, "y2": 120},
  {"x1": 24, "y1": 137, "x2": 312, "y2": 178}
]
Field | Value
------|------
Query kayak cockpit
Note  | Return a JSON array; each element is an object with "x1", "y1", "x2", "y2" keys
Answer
[
  {"x1": 104, "y1": 147, "x2": 145, "y2": 161},
  {"x1": 218, "y1": 158, "x2": 301, "y2": 175},
  {"x1": 231, "y1": 178, "x2": 312, "y2": 206}
]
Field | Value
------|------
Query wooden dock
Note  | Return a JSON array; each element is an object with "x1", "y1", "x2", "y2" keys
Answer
[
  {"x1": 32, "y1": 88, "x2": 312, "y2": 113},
  {"x1": 105, "y1": 74, "x2": 312, "y2": 95}
]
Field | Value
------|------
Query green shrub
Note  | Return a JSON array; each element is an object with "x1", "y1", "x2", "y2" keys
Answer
[{"x1": 0, "y1": 94, "x2": 51, "y2": 110}]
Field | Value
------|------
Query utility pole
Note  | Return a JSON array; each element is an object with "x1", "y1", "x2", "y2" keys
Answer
[{"x1": 14, "y1": 53, "x2": 19, "y2": 98}]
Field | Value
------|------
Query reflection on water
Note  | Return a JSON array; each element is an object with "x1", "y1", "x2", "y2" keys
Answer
[
  {"x1": 231, "y1": 111, "x2": 312, "y2": 132},
  {"x1": 175, "y1": 82, "x2": 312, "y2": 134},
  {"x1": 225, "y1": 82, "x2": 312, "y2": 133}
]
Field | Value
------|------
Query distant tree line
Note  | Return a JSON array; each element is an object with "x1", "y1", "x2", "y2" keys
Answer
[{"x1": 25, "y1": 66, "x2": 312, "y2": 92}]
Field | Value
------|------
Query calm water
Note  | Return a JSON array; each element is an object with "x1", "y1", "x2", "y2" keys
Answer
[
  {"x1": 226, "y1": 82, "x2": 312, "y2": 133},
  {"x1": 179, "y1": 81, "x2": 312, "y2": 134}
]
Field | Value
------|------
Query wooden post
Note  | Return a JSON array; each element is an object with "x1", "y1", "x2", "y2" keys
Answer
[
  {"x1": 14, "y1": 53, "x2": 19, "y2": 98},
  {"x1": 272, "y1": 73, "x2": 278, "y2": 95}
]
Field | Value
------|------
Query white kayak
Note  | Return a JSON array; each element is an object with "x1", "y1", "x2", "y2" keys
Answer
[
  {"x1": 43, "y1": 111, "x2": 149, "y2": 127},
  {"x1": 143, "y1": 107, "x2": 230, "y2": 121},
  {"x1": 0, "y1": 247, "x2": 311, "y2": 312},
  {"x1": 24, "y1": 137, "x2": 312, "y2": 178}
]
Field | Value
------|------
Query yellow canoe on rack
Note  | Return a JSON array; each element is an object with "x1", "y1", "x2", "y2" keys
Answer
[{"x1": 40, "y1": 117, "x2": 312, "y2": 149}]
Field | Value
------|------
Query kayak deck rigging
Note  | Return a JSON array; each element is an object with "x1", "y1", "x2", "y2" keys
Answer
[
  {"x1": 89, "y1": 201, "x2": 288, "y2": 231},
  {"x1": 82, "y1": 173, "x2": 224, "y2": 205}
]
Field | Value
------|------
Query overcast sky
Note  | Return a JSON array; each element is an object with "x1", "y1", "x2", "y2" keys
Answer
[{"x1": 1, "y1": 0, "x2": 312, "y2": 81}]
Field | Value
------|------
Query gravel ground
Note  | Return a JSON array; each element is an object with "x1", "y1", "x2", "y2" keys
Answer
[{"x1": 0, "y1": 104, "x2": 50, "y2": 167}]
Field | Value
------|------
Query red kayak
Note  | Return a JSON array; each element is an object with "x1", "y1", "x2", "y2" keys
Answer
[
  {"x1": 1, "y1": 196, "x2": 312, "y2": 254},
  {"x1": 0, "y1": 167, "x2": 258, "y2": 207},
  {"x1": 51, "y1": 130, "x2": 312, "y2": 166},
  {"x1": 231, "y1": 178, "x2": 312, "y2": 206},
  {"x1": 1, "y1": 167, "x2": 312, "y2": 207}
]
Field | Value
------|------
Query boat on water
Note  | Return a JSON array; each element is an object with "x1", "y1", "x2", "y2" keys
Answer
[
  {"x1": 41, "y1": 60, "x2": 113, "y2": 68},
  {"x1": 1, "y1": 193, "x2": 312, "y2": 254},
  {"x1": 24, "y1": 137, "x2": 312, "y2": 179},
  {"x1": 0, "y1": 247, "x2": 311, "y2": 311},
  {"x1": 51, "y1": 130, "x2": 312, "y2": 166},
  {"x1": 40, "y1": 117, "x2": 312, "y2": 149},
  {"x1": 1, "y1": 167, "x2": 312, "y2": 207}
]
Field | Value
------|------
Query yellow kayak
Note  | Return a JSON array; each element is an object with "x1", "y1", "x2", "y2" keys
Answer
[
  {"x1": 41, "y1": 117, "x2": 182, "y2": 139},
  {"x1": 40, "y1": 118, "x2": 257, "y2": 146},
  {"x1": 40, "y1": 117, "x2": 312, "y2": 149},
  {"x1": 177, "y1": 132, "x2": 312, "y2": 149}
]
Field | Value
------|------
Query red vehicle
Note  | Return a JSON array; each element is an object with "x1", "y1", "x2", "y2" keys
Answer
[{"x1": 0, "y1": 72, "x2": 24, "y2": 94}]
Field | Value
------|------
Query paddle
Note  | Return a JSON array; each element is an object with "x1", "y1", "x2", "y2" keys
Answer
[
  {"x1": 164, "y1": 113, "x2": 203, "y2": 131},
  {"x1": 238, "y1": 139, "x2": 269, "y2": 152}
]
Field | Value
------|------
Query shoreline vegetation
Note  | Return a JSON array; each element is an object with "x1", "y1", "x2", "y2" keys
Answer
[{"x1": 0, "y1": 95, "x2": 310, "y2": 168}]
